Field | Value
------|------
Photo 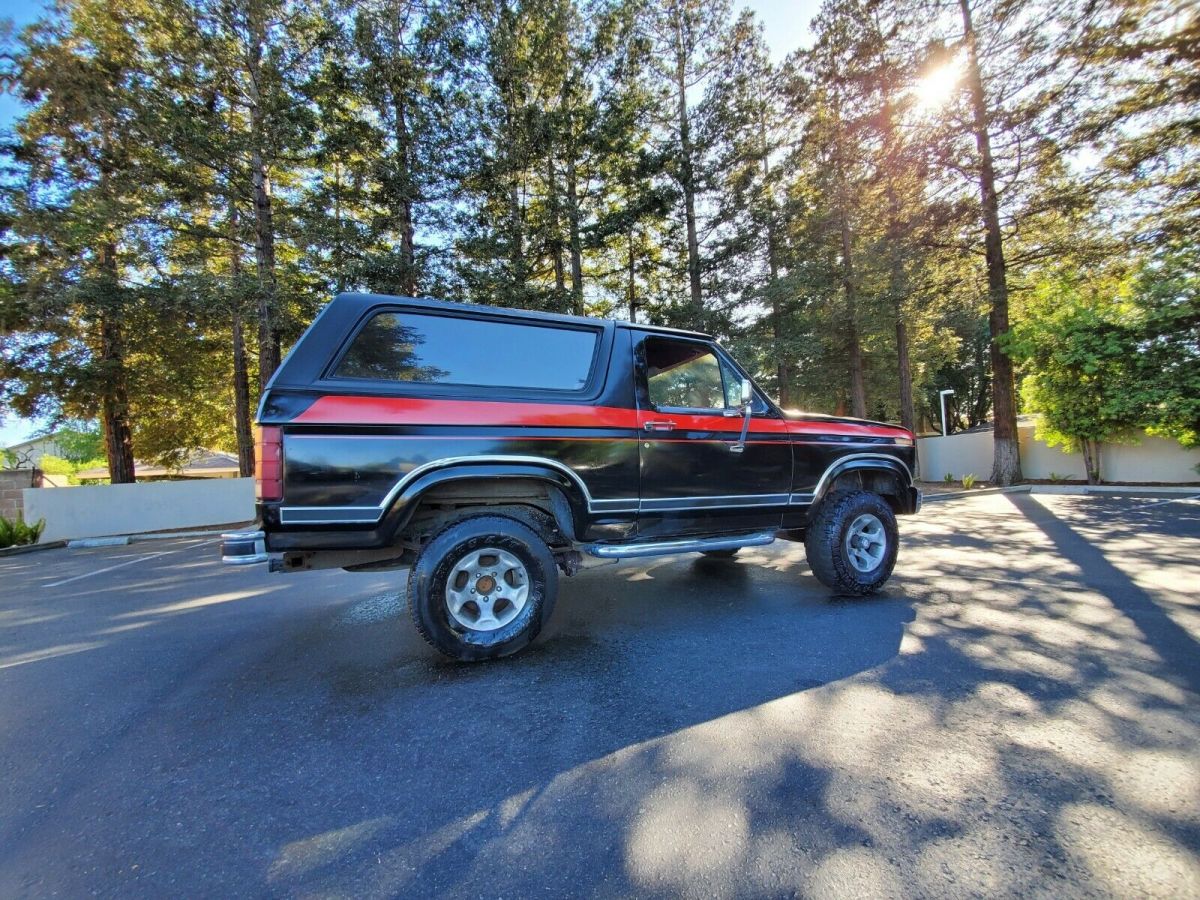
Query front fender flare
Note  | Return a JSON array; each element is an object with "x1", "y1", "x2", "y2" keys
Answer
[{"x1": 810, "y1": 453, "x2": 915, "y2": 510}]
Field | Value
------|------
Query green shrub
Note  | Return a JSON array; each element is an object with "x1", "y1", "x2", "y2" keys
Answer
[
  {"x1": 1049, "y1": 471, "x2": 1066, "y2": 483},
  {"x1": 943, "y1": 473, "x2": 954, "y2": 484},
  {"x1": 962, "y1": 474, "x2": 977, "y2": 490},
  {"x1": 0, "y1": 514, "x2": 45, "y2": 549}
]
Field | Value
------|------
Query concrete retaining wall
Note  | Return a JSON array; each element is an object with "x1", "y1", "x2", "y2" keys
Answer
[
  {"x1": 24, "y1": 477, "x2": 255, "y2": 542},
  {"x1": 918, "y1": 422, "x2": 1200, "y2": 483},
  {"x1": 1, "y1": 469, "x2": 40, "y2": 522}
]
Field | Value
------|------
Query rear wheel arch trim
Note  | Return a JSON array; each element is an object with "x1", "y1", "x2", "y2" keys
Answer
[{"x1": 390, "y1": 466, "x2": 589, "y2": 540}]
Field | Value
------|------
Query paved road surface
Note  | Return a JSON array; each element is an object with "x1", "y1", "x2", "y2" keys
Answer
[{"x1": 1, "y1": 492, "x2": 1198, "y2": 897}]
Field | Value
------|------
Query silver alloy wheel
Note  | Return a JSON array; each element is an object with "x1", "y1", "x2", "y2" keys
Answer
[
  {"x1": 444, "y1": 547, "x2": 530, "y2": 632},
  {"x1": 844, "y1": 513, "x2": 886, "y2": 573}
]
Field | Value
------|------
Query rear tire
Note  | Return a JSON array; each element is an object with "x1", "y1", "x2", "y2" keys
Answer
[
  {"x1": 408, "y1": 515, "x2": 557, "y2": 661},
  {"x1": 804, "y1": 490, "x2": 898, "y2": 596},
  {"x1": 700, "y1": 548, "x2": 739, "y2": 559}
]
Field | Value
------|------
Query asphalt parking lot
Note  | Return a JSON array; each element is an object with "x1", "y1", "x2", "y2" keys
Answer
[{"x1": 1, "y1": 492, "x2": 1198, "y2": 897}]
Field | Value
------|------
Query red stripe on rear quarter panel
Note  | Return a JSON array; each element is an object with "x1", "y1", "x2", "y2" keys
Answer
[{"x1": 293, "y1": 396, "x2": 641, "y2": 429}]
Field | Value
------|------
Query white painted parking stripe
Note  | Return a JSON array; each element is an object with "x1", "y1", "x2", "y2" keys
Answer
[{"x1": 44, "y1": 550, "x2": 179, "y2": 588}]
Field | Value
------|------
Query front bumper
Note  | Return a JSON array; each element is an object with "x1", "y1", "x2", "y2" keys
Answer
[{"x1": 221, "y1": 530, "x2": 269, "y2": 565}]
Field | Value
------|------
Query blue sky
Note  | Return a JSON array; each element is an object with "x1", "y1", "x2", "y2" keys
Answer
[{"x1": 0, "y1": 0, "x2": 817, "y2": 448}]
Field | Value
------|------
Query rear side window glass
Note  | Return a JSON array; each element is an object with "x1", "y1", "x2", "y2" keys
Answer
[{"x1": 333, "y1": 312, "x2": 599, "y2": 391}]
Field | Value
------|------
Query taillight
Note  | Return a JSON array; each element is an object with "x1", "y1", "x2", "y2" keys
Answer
[{"x1": 255, "y1": 425, "x2": 283, "y2": 501}]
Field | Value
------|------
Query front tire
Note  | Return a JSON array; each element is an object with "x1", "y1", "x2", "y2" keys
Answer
[
  {"x1": 804, "y1": 490, "x2": 898, "y2": 596},
  {"x1": 408, "y1": 515, "x2": 558, "y2": 661}
]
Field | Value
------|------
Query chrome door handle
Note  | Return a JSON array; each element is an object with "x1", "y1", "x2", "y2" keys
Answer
[{"x1": 643, "y1": 420, "x2": 677, "y2": 432}]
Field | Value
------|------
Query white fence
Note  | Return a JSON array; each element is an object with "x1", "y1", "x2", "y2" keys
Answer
[
  {"x1": 24, "y1": 477, "x2": 255, "y2": 542},
  {"x1": 917, "y1": 421, "x2": 1199, "y2": 484}
]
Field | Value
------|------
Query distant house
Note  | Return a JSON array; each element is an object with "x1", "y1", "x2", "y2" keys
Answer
[
  {"x1": 3, "y1": 432, "x2": 68, "y2": 468},
  {"x1": 75, "y1": 449, "x2": 243, "y2": 482}
]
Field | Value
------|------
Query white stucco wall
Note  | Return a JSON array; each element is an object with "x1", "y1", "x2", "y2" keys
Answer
[
  {"x1": 918, "y1": 422, "x2": 1199, "y2": 484},
  {"x1": 24, "y1": 477, "x2": 255, "y2": 542},
  {"x1": 916, "y1": 429, "x2": 995, "y2": 482}
]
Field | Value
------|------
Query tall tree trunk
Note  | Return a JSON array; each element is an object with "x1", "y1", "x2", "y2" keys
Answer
[
  {"x1": 565, "y1": 149, "x2": 584, "y2": 316},
  {"x1": 833, "y1": 102, "x2": 867, "y2": 419},
  {"x1": 96, "y1": 126, "x2": 135, "y2": 484},
  {"x1": 627, "y1": 225, "x2": 638, "y2": 323},
  {"x1": 509, "y1": 178, "x2": 525, "y2": 291},
  {"x1": 247, "y1": 13, "x2": 279, "y2": 391},
  {"x1": 392, "y1": 89, "x2": 416, "y2": 294},
  {"x1": 758, "y1": 107, "x2": 789, "y2": 407},
  {"x1": 960, "y1": 0, "x2": 1022, "y2": 485},
  {"x1": 232, "y1": 315, "x2": 254, "y2": 477},
  {"x1": 333, "y1": 161, "x2": 345, "y2": 294},
  {"x1": 229, "y1": 202, "x2": 254, "y2": 478},
  {"x1": 895, "y1": 317, "x2": 914, "y2": 432},
  {"x1": 99, "y1": 311, "x2": 136, "y2": 485},
  {"x1": 1081, "y1": 439, "x2": 1101, "y2": 485},
  {"x1": 673, "y1": 16, "x2": 702, "y2": 312},
  {"x1": 547, "y1": 154, "x2": 567, "y2": 303}
]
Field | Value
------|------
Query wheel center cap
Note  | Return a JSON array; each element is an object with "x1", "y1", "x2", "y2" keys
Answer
[{"x1": 476, "y1": 575, "x2": 497, "y2": 595}]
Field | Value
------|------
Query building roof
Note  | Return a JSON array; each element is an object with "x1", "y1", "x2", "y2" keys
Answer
[{"x1": 76, "y1": 449, "x2": 241, "y2": 481}]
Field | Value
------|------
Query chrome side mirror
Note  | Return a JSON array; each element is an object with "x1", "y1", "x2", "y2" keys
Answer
[{"x1": 732, "y1": 379, "x2": 753, "y2": 454}]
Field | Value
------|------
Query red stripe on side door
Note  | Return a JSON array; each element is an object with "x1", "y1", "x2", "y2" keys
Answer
[
  {"x1": 293, "y1": 395, "x2": 641, "y2": 429},
  {"x1": 637, "y1": 410, "x2": 789, "y2": 435}
]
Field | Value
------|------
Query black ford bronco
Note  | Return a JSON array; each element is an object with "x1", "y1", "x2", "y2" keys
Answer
[{"x1": 223, "y1": 294, "x2": 920, "y2": 660}]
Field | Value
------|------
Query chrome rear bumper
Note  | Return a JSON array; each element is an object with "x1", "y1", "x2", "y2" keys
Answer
[{"x1": 221, "y1": 530, "x2": 269, "y2": 565}]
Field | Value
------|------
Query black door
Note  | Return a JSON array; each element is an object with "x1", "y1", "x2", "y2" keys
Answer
[{"x1": 633, "y1": 333, "x2": 793, "y2": 537}]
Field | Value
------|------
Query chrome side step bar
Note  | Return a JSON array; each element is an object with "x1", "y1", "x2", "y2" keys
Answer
[{"x1": 584, "y1": 531, "x2": 775, "y2": 560}]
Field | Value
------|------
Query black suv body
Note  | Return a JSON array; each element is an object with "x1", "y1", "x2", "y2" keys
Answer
[{"x1": 224, "y1": 293, "x2": 920, "y2": 659}]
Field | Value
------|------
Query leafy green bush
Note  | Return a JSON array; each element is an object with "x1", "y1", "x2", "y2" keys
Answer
[
  {"x1": 962, "y1": 474, "x2": 977, "y2": 490},
  {"x1": 943, "y1": 473, "x2": 954, "y2": 484},
  {"x1": 1049, "y1": 472, "x2": 1066, "y2": 483},
  {"x1": 0, "y1": 514, "x2": 45, "y2": 549},
  {"x1": 38, "y1": 454, "x2": 108, "y2": 485}
]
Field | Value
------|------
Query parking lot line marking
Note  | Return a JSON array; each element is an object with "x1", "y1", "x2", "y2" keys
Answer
[{"x1": 44, "y1": 550, "x2": 179, "y2": 588}]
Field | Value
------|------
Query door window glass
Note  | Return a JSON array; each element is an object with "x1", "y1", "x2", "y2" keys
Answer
[{"x1": 644, "y1": 338, "x2": 729, "y2": 410}]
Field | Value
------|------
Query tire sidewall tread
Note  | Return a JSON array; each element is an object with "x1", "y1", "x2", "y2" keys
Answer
[
  {"x1": 408, "y1": 514, "x2": 558, "y2": 661},
  {"x1": 804, "y1": 490, "x2": 899, "y2": 596}
]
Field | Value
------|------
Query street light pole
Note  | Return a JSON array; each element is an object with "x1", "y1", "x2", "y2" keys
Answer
[{"x1": 939, "y1": 389, "x2": 956, "y2": 437}]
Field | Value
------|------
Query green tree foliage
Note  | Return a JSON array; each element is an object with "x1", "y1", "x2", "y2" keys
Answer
[
  {"x1": 1007, "y1": 253, "x2": 1200, "y2": 482},
  {"x1": 0, "y1": 0, "x2": 1196, "y2": 482}
]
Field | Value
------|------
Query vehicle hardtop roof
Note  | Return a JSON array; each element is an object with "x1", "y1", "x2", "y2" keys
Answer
[{"x1": 332, "y1": 292, "x2": 713, "y2": 341}]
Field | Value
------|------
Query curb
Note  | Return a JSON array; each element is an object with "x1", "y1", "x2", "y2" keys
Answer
[
  {"x1": 61, "y1": 525, "x2": 252, "y2": 549},
  {"x1": 1030, "y1": 484, "x2": 1200, "y2": 498},
  {"x1": 129, "y1": 529, "x2": 234, "y2": 543},
  {"x1": 923, "y1": 486, "x2": 1031, "y2": 502},
  {"x1": 922, "y1": 484, "x2": 1199, "y2": 503},
  {"x1": 67, "y1": 536, "x2": 131, "y2": 549},
  {"x1": 0, "y1": 540, "x2": 68, "y2": 557}
]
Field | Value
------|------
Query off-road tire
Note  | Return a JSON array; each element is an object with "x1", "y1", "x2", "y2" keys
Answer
[
  {"x1": 804, "y1": 490, "x2": 898, "y2": 596},
  {"x1": 408, "y1": 515, "x2": 558, "y2": 661},
  {"x1": 699, "y1": 548, "x2": 739, "y2": 559}
]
